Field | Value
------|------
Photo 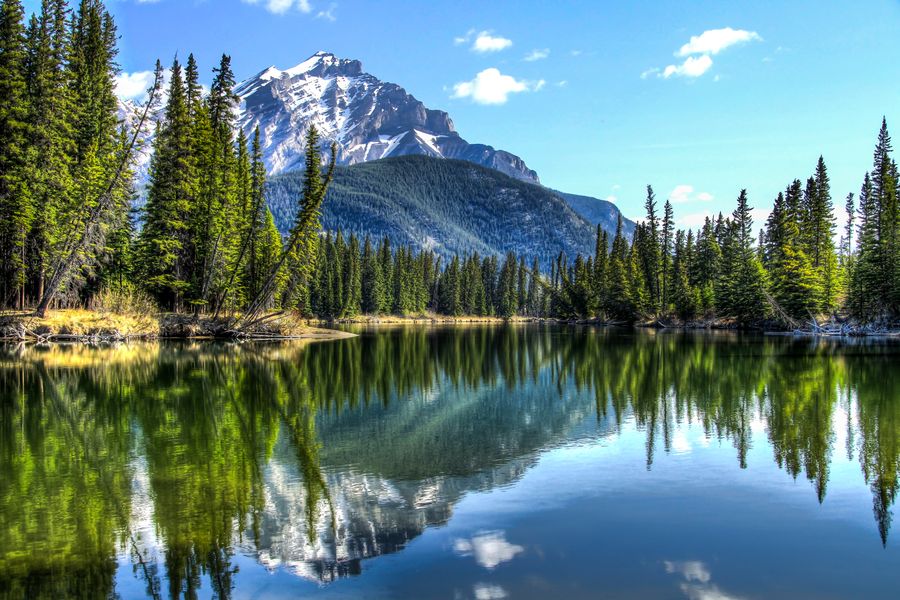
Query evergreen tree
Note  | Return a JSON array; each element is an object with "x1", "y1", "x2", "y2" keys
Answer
[
  {"x1": 850, "y1": 173, "x2": 881, "y2": 318},
  {"x1": 0, "y1": 0, "x2": 32, "y2": 308},
  {"x1": 661, "y1": 198, "x2": 674, "y2": 312},
  {"x1": 376, "y1": 237, "x2": 393, "y2": 313},
  {"x1": 639, "y1": 185, "x2": 661, "y2": 310},
  {"x1": 138, "y1": 59, "x2": 195, "y2": 310},
  {"x1": 605, "y1": 214, "x2": 632, "y2": 320},
  {"x1": 23, "y1": 0, "x2": 75, "y2": 305},
  {"x1": 722, "y1": 190, "x2": 768, "y2": 322},
  {"x1": 361, "y1": 236, "x2": 383, "y2": 314}
]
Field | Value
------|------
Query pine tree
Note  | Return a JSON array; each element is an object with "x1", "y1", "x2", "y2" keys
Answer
[
  {"x1": 361, "y1": 236, "x2": 382, "y2": 314},
  {"x1": 639, "y1": 185, "x2": 661, "y2": 310},
  {"x1": 605, "y1": 214, "x2": 632, "y2": 320},
  {"x1": 725, "y1": 190, "x2": 768, "y2": 322},
  {"x1": 765, "y1": 187, "x2": 821, "y2": 320},
  {"x1": 872, "y1": 121, "x2": 898, "y2": 312},
  {"x1": 23, "y1": 0, "x2": 75, "y2": 305},
  {"x1": 0, "y1": 0, "x2": 32, "y2": 308},
  {"x1": 592, "y1": 225, "x2": 608, "y2": 316},
  {"x1": 343, "y1": 233, "x2": 362, "y2": 316},
  {"x1": 527, "y1": 256, "x2": 540, "y2": 316},
  {"x1": 138, "y1": 59, "x2": 195, "y2": 310},
  {"x1": 850, "y1": 173, "x2": 881, "y2": 318},
  {"x1": 661, "y1": 198, "x2": 674, "y2": 312},
  {"x1": 692, "y1": 217, "x2": 720, "y2": 313},
  {"x1": 809, "y1": 157, "x2": 839, "y2": 311},
  {"x1": 376, "y1": 237, "x2": 393, "y2": 313}
]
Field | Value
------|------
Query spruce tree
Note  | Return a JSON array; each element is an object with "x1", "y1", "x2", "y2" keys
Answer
[
  {"x1": 138, "y1": 59, "x2": 194, "y2": 310},
  {"x1": 0, "y1": 0, "x2": 32, "y2": 308},
  {"x1": 725, "y1": 190, "x2": 768, "y2": 322},
  {"x1": 361, "y1": 236, "x2": 382, "y2": 314},
  {"x1": 661, "y1": 199, "x2": 674, "y2": 312}
]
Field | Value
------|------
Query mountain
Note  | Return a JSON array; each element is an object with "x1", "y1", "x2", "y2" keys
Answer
[
  {"x1": 556, "y1": 191, "x2": 636, "y2": 239},
  {"x1": 235, "y1": 51, "x2": 539, "y2": 183},
  {"x1": 127, "y1": 51, "x2": 634, "y2": 258},
  {"x1": 266, "y1": 155, "x2": 605, "y2": 266}
]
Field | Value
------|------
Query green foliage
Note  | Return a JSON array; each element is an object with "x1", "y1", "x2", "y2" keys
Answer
[{"x1": 266, "y1": 155, "x2": 607, "y2": 271}]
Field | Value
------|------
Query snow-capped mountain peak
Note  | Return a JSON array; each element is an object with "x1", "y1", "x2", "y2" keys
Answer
[{"x1": 235, "y1": 51, "x2": 539, "y2": 182}]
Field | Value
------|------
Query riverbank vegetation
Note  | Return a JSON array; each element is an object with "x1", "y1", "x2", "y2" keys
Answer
[{"x1": 0, "y1": 0, "x2": 896, "y2": 333}]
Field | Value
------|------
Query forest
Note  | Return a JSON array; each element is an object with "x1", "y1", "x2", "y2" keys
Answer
[{"x1": 0, "y1": 0, "x2": 897, "y2": 328}]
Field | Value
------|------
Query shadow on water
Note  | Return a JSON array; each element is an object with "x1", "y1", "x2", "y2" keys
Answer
[{"x1": 0, "y1": 326, "x2": 897, "y2": 598}]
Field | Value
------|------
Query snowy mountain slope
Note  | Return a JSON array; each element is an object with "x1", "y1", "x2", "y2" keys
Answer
[{"x1": 235, "y1": 51, "x2": 539, "y2": 183}]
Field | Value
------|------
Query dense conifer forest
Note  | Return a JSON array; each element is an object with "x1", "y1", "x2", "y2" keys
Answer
[{"x1": 0, "y1": 0, "x2": 897, "y2": 328}]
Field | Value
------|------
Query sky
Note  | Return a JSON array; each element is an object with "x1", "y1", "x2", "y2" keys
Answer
[{"x1": 23, "y1": 0, "x2": 900, "y2": 228}]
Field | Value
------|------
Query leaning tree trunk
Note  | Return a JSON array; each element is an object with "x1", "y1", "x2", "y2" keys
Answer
[{"x1": 34, "y1": 71, "x2": 163, "y2": 318}]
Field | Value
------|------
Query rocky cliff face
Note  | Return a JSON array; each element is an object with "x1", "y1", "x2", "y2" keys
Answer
[{"x1": 235, "y1": 51, "x2": 540, "y2": 183}]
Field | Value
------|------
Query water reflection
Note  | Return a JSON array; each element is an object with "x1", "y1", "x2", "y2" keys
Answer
[
  {"x1": 0, "y1": 327, "x2": 897, "y2": 598},
  {"x1": 664, "y1": 560, "x2": 743, "y2": 600}
]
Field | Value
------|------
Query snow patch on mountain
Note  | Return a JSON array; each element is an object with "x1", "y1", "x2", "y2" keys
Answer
[{"x1": 234, "y1": 51, "x2": 540, "y2": 182}]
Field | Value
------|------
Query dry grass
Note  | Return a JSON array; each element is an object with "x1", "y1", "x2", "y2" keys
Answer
[{"x1": 24, "y1": 309, "x2": 159, "y2": 337}]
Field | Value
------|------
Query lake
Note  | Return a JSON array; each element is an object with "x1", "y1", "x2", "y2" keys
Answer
[{"x1": 0, "y1": 325, "x2": 898, "y2": 599}]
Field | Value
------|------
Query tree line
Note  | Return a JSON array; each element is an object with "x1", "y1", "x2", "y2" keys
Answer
[
  {"x1": 0, "y1": 0, "x2": 332, "y2": 324},
  {"x1": 551, "y1": 122, "x2": 898, "y2": 325},
  {"x1": 309, "y1": 231, "x2": 546, "y2": 318},
  {"x1": 0, "y1": 0, "x2": 896, "y2": 326}
]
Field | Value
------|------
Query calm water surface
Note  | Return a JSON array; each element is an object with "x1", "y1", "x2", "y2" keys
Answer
[{"x1": 0, "y1": 326, "x2": 898, "y2": 599}]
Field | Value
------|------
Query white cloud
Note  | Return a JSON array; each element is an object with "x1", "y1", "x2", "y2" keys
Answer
[
  {"x1": 677, "y1": 27, "x2": 762, "y2": 57},
  {"x1": 315, "y1": 2, "x2": 336, "y2": 21},
  {"x1": 662, "y1": 54, "x2": 713, "y2": 78},
  {"x1": 665, "y1": 560, "x2": 746, "y2": 600},
  {"x1": 454, "y1": 29, "x2": 475, "y2": 45},
  {"x1": 669, "y1": 185, "x2": 715, "y2": 204},
  {"x1": 453, "y1": 531, "x2": 523, "y2": 569},
  {"x1": 645, "y1": 26, "x2": 761, "y2": 80},
  {"x1": 669, "y1": 184, "x2": 695, "y2": 203},
  {"x1": 524, "y1": 48, "x2": 549, "y2": 62},
  {"x1": 472, "y1": 31, "x2": 512, "y2": 53},
  {"x1": 665, "y1": 561, "x2": 712, "y2": 583},
  {"x1": 454, "y1": 30, "x2": 513, "y2": 52},
  {"x1": 451, "y1": 68, "x2": 542, "y2": 105},
  {"x1": 241, "y1": 0, "x2": 312, "y2": 15},
  {"x1": 555, "y1": 80, "x2": 568, "y2": 87},
  {"x1": 473, "y1": 584, "x2": 508, "y2": 600},
  {"x1": 669, "y1": 183, "x2": 713, "y2": 204},
  {"x1": 607, "y1": 195, "x2": 618, "y2": 203},
  {"x1": 115, "y1": 70, "x2": 157, "y2": 101}
]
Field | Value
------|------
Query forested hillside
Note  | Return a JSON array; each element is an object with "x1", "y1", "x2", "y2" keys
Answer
[{"x1": 266, "y1": 155, "x2": 626, "y2": 269}]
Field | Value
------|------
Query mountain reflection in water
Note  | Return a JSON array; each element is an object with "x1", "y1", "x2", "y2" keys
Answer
[{"x1": 0, "y1": 326, "x2": 897, "y2": 599}]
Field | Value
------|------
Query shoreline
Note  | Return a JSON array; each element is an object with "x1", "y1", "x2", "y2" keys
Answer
[
  {"x1": 2, "y1": 310, "x2": 897, "y2": 343},
  {"x1": 0, "y1": 310, "x2": 356, "y2": 344}
]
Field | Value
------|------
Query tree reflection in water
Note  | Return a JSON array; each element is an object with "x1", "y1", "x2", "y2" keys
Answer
[{"x1": 0, "y1": 327, "x2": 897, "y2": 598}]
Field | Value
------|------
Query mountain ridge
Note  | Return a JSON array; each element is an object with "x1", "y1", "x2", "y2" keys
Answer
[
  {"x1": 235, "y1": 51, "x2": 540, "y2": 183},
  {"x1": 266, "y1": 155, "x2": 614, "y2": 268}
]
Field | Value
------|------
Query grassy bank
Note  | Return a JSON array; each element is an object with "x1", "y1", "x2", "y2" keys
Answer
[{"x1": 0, "y1": 310, "x2": 355, "y2": 343}]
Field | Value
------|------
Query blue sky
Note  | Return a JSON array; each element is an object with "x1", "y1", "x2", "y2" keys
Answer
[{"x1": 24, "y1": 0, "x2": 900, "y2": 227}]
